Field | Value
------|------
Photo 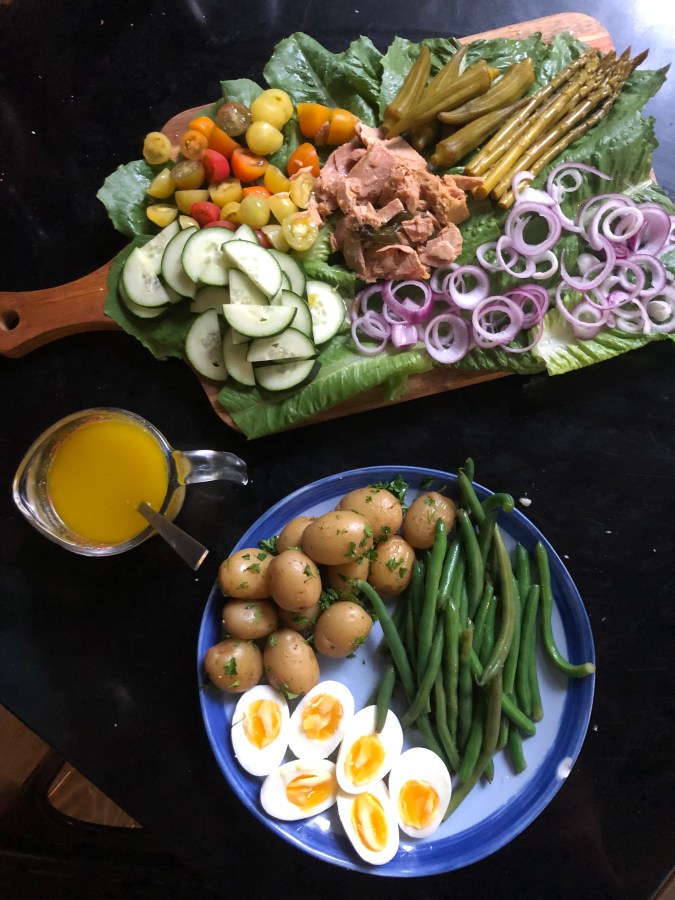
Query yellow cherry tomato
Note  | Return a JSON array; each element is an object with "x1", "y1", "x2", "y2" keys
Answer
[
  {"x1": 143, "y1": 131, "x2": 173, "y2": 165},
  {"x1": 250, "y1": 89, "x2": 293, "y2": 130},
  {"x1": 208, "y1": 177, "x2": 243, "y2": 207},
  {"x1": 170, "y1": 159, "x2": 206, "y2": 190},
  {"x1": 289, "y1": 171, "x2": 316, "y2": 209},
  {"x1": 264, "y1": 164, "x2": 291, "y2": 194},
  {"x1": 220, "y1": 201, "x2": 242, "y2": 223},
  {"x1": 238, "y1": 195, "x2": 271, "y2": 229},
  {"x1": 269, "y1": 192, "x2": 298, "y2": 224},
  {"x1": 146, "y1": 204, "x2": 178, "y2": 227},
  {"x1": 281, "y1": 210, "x2": 319, "y2": 251},
  {"x1": 174, "y1": 189, "x2": 209, "y2": 214},
  {"x1": 261, "y1": 224, "x2": 290, "y2": 252},
  {"x1": 146, "y1": 168, "x2": 175, "y2": 199},
  {"x1": 246, "y1": 121, "x2": 284, "y2": 156}
]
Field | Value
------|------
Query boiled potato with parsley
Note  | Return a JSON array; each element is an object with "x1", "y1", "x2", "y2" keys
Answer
[
  {"x1": 204, "y1": 638, "x2": 263, "y2": 693},
  {"x1": 313, "y1": 601, "x2": 373, "y2": 659},
  {"x1": 268, "y1": 549, "x2": 322, "y2": 612},
  {"x1": 301, "y1": 509, "x2": 374, "y2": 565},
  {"x1": 403, "y1": 492, "x2": 457, "y2": 549},
  {"x1": 218, "y1": 548, "x2": 273, "y2": 599},
  {"x1": 324, "y1": 556, "x2": 370, "y2": 599},
  {"x1": 276, "y1": 515, "x2": 315, "y2": 553},
  {"x1": 277, "y1": 602, "x2": 321, "y2": 635},
  {"x1": 263, "y1": 628, "x2": 320, "y2": 696},
  {"x1": 221, "y1": 598, "x2": 278, "y2": 640},
  {"x1": 368, "y1": 534, "x2": 415, "y2": 596},
  {"x1": 337, "y1": 486, "x2": 403, "y2": 540}
]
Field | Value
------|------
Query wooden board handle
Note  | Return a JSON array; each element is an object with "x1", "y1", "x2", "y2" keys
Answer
[{"x1": 0, "y1": 263, "x2": 118, "y2": 359}]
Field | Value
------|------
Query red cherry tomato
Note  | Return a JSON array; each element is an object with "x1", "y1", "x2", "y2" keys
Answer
[
  {"x1": 190, "y1": 201, "x2": 221, "y2": 226},
  {"x1": 203, "y1": 220, "x2": 238, "y2": 230},
  {"x1": 254, "y1": 229, "x2": 271, "y2": 248},
  {"x1": 202, "y1": 149, "x2": 231, "y2": 183}
]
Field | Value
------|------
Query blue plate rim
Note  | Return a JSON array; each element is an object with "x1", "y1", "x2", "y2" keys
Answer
[{"x1": 197, "y1": 465, "x2": 595, "y2": 877}]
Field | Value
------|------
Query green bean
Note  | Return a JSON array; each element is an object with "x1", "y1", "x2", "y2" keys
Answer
[
  {"x1": 497, "y1": 713, "x2": 510, "y2": 752},
  {"x1": 459, "y1": 581, "x2": 469, "y2": 632},
  {"x1": 516, "y1": 584, "x2": 539, "y2": 717},
  {"x1": 459, "y1": 706, "x2": 483, "y2": 783},
  {"x1": 458, "y1": 469, "x2": 485, "y2": 524},
  {"x1": 443, "y1": 592, "x2": 460, "y2": 742},
  {"x1": 417, "y1": 518, "x2": 448, "y2": 676},
  {"x1": 461, "y1": 456, "x2": 475, "y2": 482},
  {"x1": 458, "y1": 625, "x2": 474, "y2": 749},
  {"x1": 403, "y1": 625, "x2": 445, "y2": 727},
  {"x1": 503, "y1": 574, "x2": 522, "y2": 697},
  {"x1": 472, "y1": 581, "x2": 494, "y2": 658},
  {"x1": 409, "y1": 556, "x2": 426, "y2": 630},
  {"x1": 470, "y1": 649, "x2": 536, "y2": 736},
  {"x1": 444, "y1": 673, "x2": 503, "y2": 818},
  {"x1": 515, "y1": 542, "x2": 531, "y2": 600},
  {"x1": 433, "y1": 674, "x2": 460, "y2": 773},
  {"x1": 477, "y1": 509, "x2": 498, "y2": 566},
  {"x1": 437, "y1": 536, "x2": 461, "y2": 611},
  {"x1": 507, "y1": 727, "x2": 527, "y2": 774},
  {"x1": 457, "y1": 508, "x2": 484, "y2": 620},
  {"x1": 478, "y1": 588, "x2": 496, "y2": 665},
  {"x1": 483, "y1": 758, "x2": 495, "y2": 784},
  {"x1": 534, "y1": 542, "x2": 596, "y2": 678},
  {"x1": 375, "y1": 663, "x2": 396, "y2": 733},
  {"x1": 416, "y1": 713, "x2": 448, "y2": 767},
  {"x1": 482, "y1": 492, "x2": 516, "y2": 515},
  {"x1": 529, "y1": 641, "x2": 544, "y2": 723},
  {"x1": 405, "y1": 596, "x2": 418, "y2": 673},
  {"x1": 357, "y1": 580, "x2": 416, "y2": 702},
  {"x1": 478, "y1": 527, "x2": 516, "y2": 686}
]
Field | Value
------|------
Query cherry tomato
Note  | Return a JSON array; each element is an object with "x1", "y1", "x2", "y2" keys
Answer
[
  {"x1": 207, "y1": 125, "x2": 241, "y2": 160},
  {"x1": 242, "y1": 185, "x2": 272, "y2": 199},
  {"x1": 216, "y1": 102, "x2": 252, "y2": 137},
  {"x1": 190, "y1": 201, "x2": 221, "y2": 226},
  {"x1": 246, "y1": 120, "x2": 284, "y2": 156},
  {"x1": 281, "y1": 210, "x2": 319, "y2": 251},
  {"x1": 143, "y1": 132, "x2": 173, "y2": 165},
  {"x1": 289, "y1": 172, "x2": 316, "y2": 209},
  {"x1": 286, "y1": 142, "x2": 320, "y2": 178},
  {"x1": 326, "y1": 108, "x2": 358, "y2": 145},
  {"x1": 203, "y1": 220, "x2": 238, "y2": 230},
  {"x1": 238, "y1": 195, "x2": 271, "y2": 228},
  {"x1": 174, "y1": 189, "x2": 209, "y2": 214},
  {"x1": 269, "y1": 192, "x2": 298, "y2": 223},
  {"x1": 250, "y1": 89, "x2": 293, "y2": 130},
  {"x1": 220, "y1": 201, "x2": 241, "y2": 223},
  {"x1": 170, "y1": 159, "x2": 206, "y2": 190},
  {"x1": 231, "y1": 147, "x2": 269, "y2": 183},
  {"x1": 188, "y1": 115, "x2": 216, "y2": 140},
  {"x1": 146, "y1": 204, "x2": 178, "y2": 227},
  {"x1": 180, "y1": 129, "x2": 209, "y2": 160},
  {"x1": 296, "y1": 103, "x2": 332, "y2": 139},
  {"x1": 202, "y1": 148, "x2": 231, "y2": 183},
  {"x1": 260, "y1": 223, "x2": 290, "y2": 252},
  {"x1": 146, "y1": 168, "x2": 175, "y2": 199},
  {"x1": 208, "y1": 178, "x2": 243, "y2": 207},
  {"x1": 263, "y1": 164, "x2": 290, "y2": 194}
]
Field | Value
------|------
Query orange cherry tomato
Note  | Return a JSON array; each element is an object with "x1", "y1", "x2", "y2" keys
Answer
[
  {"x1": 297, "y1": 103, "x2": 332, "y2": 139},
  {"x1": 242, "y1": 185, "x2": 272, "y2": 199},
  {"x1": 207, "y1": 125, "x2": 241, "y2": 161},
  {"x1": 327, "y1": 108, "x2": 358, "y2": 145},
  {"x1": 180, "y1": 129, "x2": 208, "y2": 160},
  {"x1": 286, "y1": 142, "x2": 320, "y2": 178},
  {"x1": 230, "y1": 147, "x2": 269, "y2": 183},
  {"x1": 188, "y1": 115, "x2": 216, "y2": 139}
]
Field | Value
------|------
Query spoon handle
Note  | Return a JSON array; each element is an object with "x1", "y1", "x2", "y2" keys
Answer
[{"x1": 137, "y1": 502, "x2": 209, "y2": 571}]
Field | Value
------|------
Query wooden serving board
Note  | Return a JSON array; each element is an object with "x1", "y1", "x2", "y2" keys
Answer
[{"x1": 0, "y1": 13, "x2": 613, "y2": 431}]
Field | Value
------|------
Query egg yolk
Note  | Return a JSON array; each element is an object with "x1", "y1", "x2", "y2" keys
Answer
[
  {"x1": 398, "y1": 779, "x2": 440, "y2": 829},
  {"x1": 286, "y1": 770, "x2": 337, "y2": 810},
  {"x1": 344, "y1": 734, "x2": 385, "y2": 786},
  {"x1": 243, "y1": 699, "x2": 282, "y2": 749},
  {"x1": 301, "y1": 693, "x2": 343, "y2": 740},
  {"x1": 352, "y1": 792, "x2": 388, "y2": 852}
]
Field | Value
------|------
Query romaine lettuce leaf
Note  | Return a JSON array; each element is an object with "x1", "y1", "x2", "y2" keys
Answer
[{"x1": 97, "y1": 160, "x2": 157, "y2": 239}]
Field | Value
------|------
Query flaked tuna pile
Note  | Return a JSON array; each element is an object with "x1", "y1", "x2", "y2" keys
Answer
[{"x1": 310, "y1": 122, "x2": 483, "y2": 283}]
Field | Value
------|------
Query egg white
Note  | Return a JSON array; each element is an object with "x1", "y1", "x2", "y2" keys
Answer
[
  {"x1": 335, "y1": 705, "x2": 403, "y2": 794},
  {"x1": 337, "y1": 778, "x2": 400, "y2": 866},
  {"x1": 388, "y1": 746, "x2": 452, "y2": 838},
  {"x1": 288, "y1": 680, "x2": 355, "y2": 760},
  {"x1": 231, "y1": 684, "x2": 290, "y2": 777},
  {"x1": 260, "y1": 758, "x2": 338, "y2": 821}
]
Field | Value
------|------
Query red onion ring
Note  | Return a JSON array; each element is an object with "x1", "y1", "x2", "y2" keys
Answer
[
  {"x1": 423, "y1": 313, "x2": 470, "y2": 364},
  {"x1": 382, "y1": 279, "x2": 433, "y2": 324},
  {"x1": 443, "y1": 265, "x2": 490, "y2": 309},
  {"x1": 472, "y1": 295, "x2": 525, "y2": 348},
  {"x1": 506, "y1": 201, "x2": 563, "y2": 256},
  {"x1": 350, "y1": 312, "x2": 390, "y2": 355}
]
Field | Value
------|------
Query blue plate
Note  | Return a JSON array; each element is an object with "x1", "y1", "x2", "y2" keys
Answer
[{"x1": 197, "y1": 466, "x2": 595, "y2": 876}]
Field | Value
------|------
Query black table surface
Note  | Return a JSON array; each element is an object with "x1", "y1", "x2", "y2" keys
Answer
[{"x1": 1, "y1": 1, "x2": 674, "y2": 898}]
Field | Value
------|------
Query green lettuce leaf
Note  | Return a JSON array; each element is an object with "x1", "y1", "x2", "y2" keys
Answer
[
  {"x1": 219, "y1": 78, "x2": 263, "y2": 107},
  {"x1": 97, "y1": 160, "x2": 158, "y2": 239}
]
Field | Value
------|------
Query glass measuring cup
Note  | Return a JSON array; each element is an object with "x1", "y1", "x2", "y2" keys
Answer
[{"x1": 12, "y1": 407, "x2": 248, "y2": 557}]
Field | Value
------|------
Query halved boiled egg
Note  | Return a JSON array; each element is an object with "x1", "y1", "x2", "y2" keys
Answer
[
  {"x1": 231, "y1": 684, "x2": 290, "y2": 777},
  {"x1": 337, "y1": 778, "x2": 399, "y2": 866},
  {"x1": 260, "y1": 758, "x2": 338, "y2": 821},
  {"x1": 287, "y1": 680, "x2": 355, "y2": 760},
  {"x1": 335, "y1": 705, "x2": 403, "y2": 794},
  {"x1": 387, "y1": 746, "x2": 452, "y2": 838}
]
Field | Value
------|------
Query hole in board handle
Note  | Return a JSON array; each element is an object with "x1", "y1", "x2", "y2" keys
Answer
[{"x1": 0, "y1": 309, "x2": 20, "y2": 331}]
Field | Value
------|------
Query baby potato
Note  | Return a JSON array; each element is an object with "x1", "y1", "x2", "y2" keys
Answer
[
  {"x1": 277, "y1": 602, "x2": 321, "y2": 635},
  {"x1": 302, "y1": 510, "x2": 374, "y2": 566},
  {"x1": 403, "y1": 492, "x2": 457, "y2": 550},
  {"x1": 337, "y1": 486, "x2": 403, "y2": 540},
  {"x1": 268, "y1": 549, "x2": 322, "y2": 612},
  {"x1": 324, "y1": 556, "x2": 370, "y2": 599},
  {"x1": 368, "y1": 535, "x2": 415, "y2": 596},
  {"x1": 218, "y1": 548, "x2": 273, "y2": 599},
  {"x1": 263, "y1": 628, "x2": 320, "y2": 696},
  {"x1": 313, "y1": 601, "x2": 373, "y2": 659},
  {"x1": 221, "y1": 598, "x2": 278, "y2": 640},
  {"x1": 276, "y1": 515, "x2": 316, "y2": 553},
  {"x1": 204, "y1": 638, "x2": 263, "y2": 693}
]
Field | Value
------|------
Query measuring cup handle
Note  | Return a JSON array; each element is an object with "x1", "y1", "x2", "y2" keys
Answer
[{"x1": 175, "y1": 450, "x2": 248, "y2": 485}]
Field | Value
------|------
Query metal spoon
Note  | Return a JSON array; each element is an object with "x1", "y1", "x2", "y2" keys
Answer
[{"x1": 137, "y1": 501, "x2": 209, "y2": 571}]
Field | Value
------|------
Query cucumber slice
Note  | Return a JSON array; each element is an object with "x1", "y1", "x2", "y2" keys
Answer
[
  {"x1": 234, "y1": 223, "x2": 259, "y2": 243},
  {"x1": 246, "y1": 327, "x2": 317, "y2": 363},
  {"x1": 118, "y1": 278, "x2": 166, "y2": 319},
  {"x1": 122, "y1": 246, "x2": 173, "y2": 308},
  {"x1": 222, "y1": 240, "x2": 283, "y2": 299},
  {"x1": 269, "y1": 249, "x2": 306, "y2": 297},
  {"x1": 228, "y1": 267, "x2": 269, "y2": 306},
  {"x1": 223, "y1": 328, "x2": 255, "y2": 386},
  {"x1": 222, "y1": 303, "x2": 296, "y2": 338},
  {"x1": 162, "y1": 226, "x2": 198, "y2": 298},
  {"x1": 254, "y1": 358, "x2": 317, "y2": 392},
  {"x1": 229, "y1": 328, "x2": 250, "y2": 346},
  {"x1": 270, "y1": 290, "x2": 313, "y2": 337},
  {"x1": 189, "y1": 285, "x2": 229, "y2": 314},
  {"x1": 136, "y1": 220, "x2": 181, "y2": 269},
  {"x1": 305, "y1": 280, "x2": 347, "y2": 344},
  {"x1": 185, "y1": 309, "x2": 227, "y2": 382},
  {"x1": 182, "y1": 228, "x2": 236, "y2": 286}
]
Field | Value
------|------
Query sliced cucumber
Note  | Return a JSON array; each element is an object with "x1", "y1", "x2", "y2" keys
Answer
[
  {"x1": 122, "y1": 246, "x2": 174, "y2": 308},
  {"x1": 182, "y1": 228, "x2": 235, "y2": 286},
  {"x1": 136, "y1": 220, "x2": 181, "y2": 269},
  {"x1": 228, "y1": 267, "x2": 269, "y2": 306},
  {"x1": 229, "y1": 328, "x2": 250, "y2": 346},
  {"x1": 270, "y1": 290, "x2": 313, "y2": 337},
  {"x1": 185, "y1": 309, "x2": 227, "y2": 382},
  {"x1": 254, "y1": 358, "x2": 317, "y2": 392},
  {"x1": 223, "y1": 328, "x2": 255, "y2": 386},
  {"x1": 162, "y1": 226, "x2": 198, "y2": 298},
  {"x1": 269, "y1": 249, "x2": 306, "y2": 297},
  {"x1": 222, "y1": 303, "x2": 296, "y2": 338},
  {"x1": 246, "y1": 327, "x2": 317, "y2": 363},
  {"x1": 189, "y1": 285, "x2": 229, "y2": 314},
  {"x1": 305, "y1": 280, "x2": 347, "y2": 344},
  {"x1": 222, "y1": 240, "x2": 283, "y2": 299},
  {"x1": 234, "y1": 223, "x2": 259, "y2": 243},
  {"x1": 118, "y1": 278, "x2": 166, "y2": 319}
]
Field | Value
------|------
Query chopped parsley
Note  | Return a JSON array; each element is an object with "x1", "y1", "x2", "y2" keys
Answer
[
  {"x1": 223, "y1": 658, "x2": 238, "y2": 676},
  {"x1": 259, "y1": 536, "x2": 278, "y2": 554},
  {"x1": 369, "y1": 475, "x2": 408, "y2": 505}
]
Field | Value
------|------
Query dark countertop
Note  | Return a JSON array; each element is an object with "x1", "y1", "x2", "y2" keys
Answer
[{"x1": 1, "y1": 2, "x2": 674, "y2": 898}]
